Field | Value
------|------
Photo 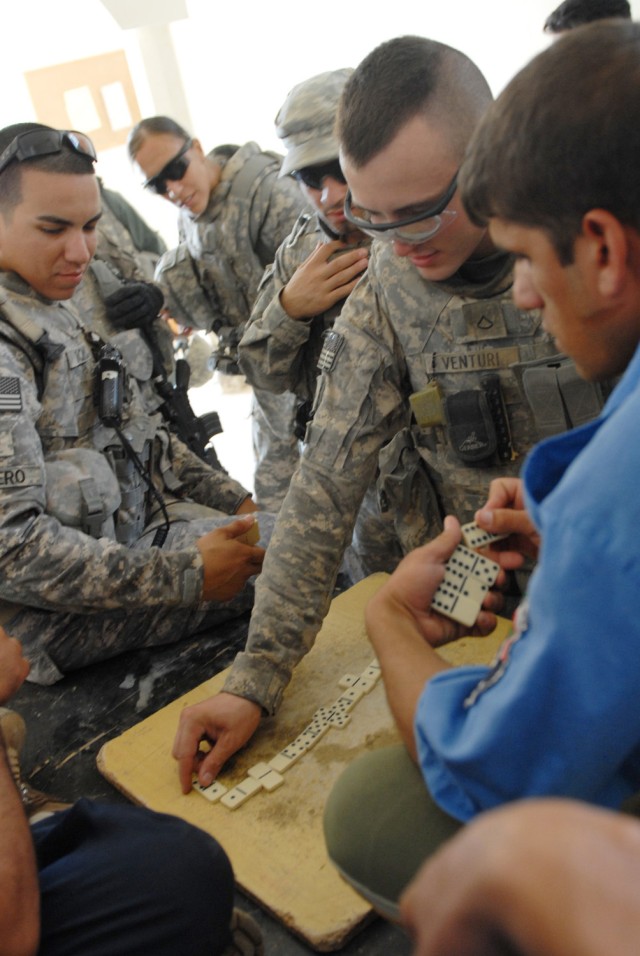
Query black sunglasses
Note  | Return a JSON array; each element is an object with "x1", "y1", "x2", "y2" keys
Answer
[
  {"x1": 0, "y1": 129, "x2": 97, "y2": 177},
  {"x1": 292, "y1": 159, "x2": 346, "y2": 191},
  {"x1": 143, "y1": 139, "x2": 193, "y2": 195}
]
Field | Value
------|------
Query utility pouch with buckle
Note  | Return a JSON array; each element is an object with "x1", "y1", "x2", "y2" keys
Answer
[
  {"x1": 445, "y1": 390, "x2": 497, "y2": 465},
  {"x1": 377, "y1": 427, "x2": 443, "y2": 553}
]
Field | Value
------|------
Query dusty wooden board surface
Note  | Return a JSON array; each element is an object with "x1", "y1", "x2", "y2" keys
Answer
[{"x1": 98, "y1": 574, "x2": 512, "y2": 951}]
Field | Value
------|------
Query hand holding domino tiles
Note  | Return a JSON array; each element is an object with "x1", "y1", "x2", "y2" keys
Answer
[
  {"x1": 366, "y1": 516, "x2": 504, "y2": 646},
  {"x1": 363, "y1": 516, "x2": 504, "y2": 756}
]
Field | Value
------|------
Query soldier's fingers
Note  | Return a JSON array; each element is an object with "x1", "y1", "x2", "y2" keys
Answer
[
  {"x1": 177, "y1": 751, "x2": 200, "y2": 794},
  {"x1": 173, "y1": 710, "x2": 207, "y2": 789},
  {"x1": 224, "y1": 514, "x2": 261, "y2": 539},
  {"x1": 325, "y1": 251, "x2": 368, "y2": 281},
  {"x1": 197, "y1": 735, "x2": 242, "y2": 787}
]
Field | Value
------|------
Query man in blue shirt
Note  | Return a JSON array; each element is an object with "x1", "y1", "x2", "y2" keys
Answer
[{"x1": 324, "y1": 19, "x2": 640, "y2": 920}]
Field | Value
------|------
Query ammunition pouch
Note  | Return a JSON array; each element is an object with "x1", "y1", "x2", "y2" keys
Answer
[
  {"x1": 443, "y1": 373, "x2": 516, "y2": 467},
  {"x1": 44, "y1": 448, "x2": 121, "y2": 539},
  {"x1": 105, "y1": 440, "x2": 151, "y2": 545},
  {"x1": 377, "y1": 427, "x2": 444, "y2": 554},
  {"x1": 514, "y1": 354, "x2": 608, "y2": 438}
]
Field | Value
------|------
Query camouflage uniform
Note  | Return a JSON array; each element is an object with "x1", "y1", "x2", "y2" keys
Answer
[
  {"x1": 0, "y1": 269, "x2": 273, "y2": 685},
  {"x1": 74, "y1": 258, "x2": 175, "y2": 399},
  {"x1": 224, "y1": 241, "x2": 605, "y2": 713},
  {"x1": 154, "y1": 143, "x2": 307, "y2": 511},
  {"x1": 97, "y1": 181, "x2": 166, "y2": 282},
  {"x1": 238, "y1": 214, "x2": 402, "y2": 579}
]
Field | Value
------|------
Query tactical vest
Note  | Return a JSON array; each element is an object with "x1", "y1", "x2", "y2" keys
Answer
[
  {"x1": 369, "y1": 248, "x2": 606, "y2": 551},
  {"x1": 0, "y1": 285, "x2": 172, "y2": 546},
  {"x1": 156, "y1": 143, "x2": 283, "y2": 333}
]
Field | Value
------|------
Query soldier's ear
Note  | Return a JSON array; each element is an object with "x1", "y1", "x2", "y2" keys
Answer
[{"x1": 191, "y1": 139, "x2": 205, "y2": 159}]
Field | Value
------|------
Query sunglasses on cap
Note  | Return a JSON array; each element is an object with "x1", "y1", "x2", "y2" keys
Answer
[
  {"x1": 292, "y1": 159, "x2": 346, "y2": 191},
  {"x1": 0, "y1": 129, "x2": 97, "y2": 177},
  {"x1": 344, "y1": 171, "x2": 459, "y2": 245},
  {"x1": 143, "y1": 139, "x2": 193, "y2": 195}
]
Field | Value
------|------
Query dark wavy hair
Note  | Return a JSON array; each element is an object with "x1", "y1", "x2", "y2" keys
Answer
[{"x1": 460, "y1": 21, "x2": 640, "y2": 265}]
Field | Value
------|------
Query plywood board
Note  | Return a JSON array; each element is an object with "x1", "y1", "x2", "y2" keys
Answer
[{"x1": 98, "y1": 574, "x2": 512, "y2": 950}]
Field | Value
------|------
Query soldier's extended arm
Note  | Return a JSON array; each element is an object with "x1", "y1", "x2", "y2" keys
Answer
[{"x1": 173, "y1": 270, "x2": 409, "y2": 787}]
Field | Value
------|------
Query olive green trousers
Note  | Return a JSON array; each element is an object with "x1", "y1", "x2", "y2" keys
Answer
[{"x1": 323, "y1": 745, "x2": 462, "y2": 920}]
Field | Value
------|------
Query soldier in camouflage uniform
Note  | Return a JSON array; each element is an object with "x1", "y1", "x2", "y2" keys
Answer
[
  {"x1": 0, "y1": 123, "x2": 273, "y2": 685},
  {"x1": 96, "y1": 180, "x2": 166, "y2": 282},
  {"x1": 238, "y1": 69, "x2": 402, "y2": 580},
  {"x1": 128, "y1": 117, "x2": 308, "y2": 512},
  {"x1": 172, "y1": 38, "x2": 605, "y2": 792}
]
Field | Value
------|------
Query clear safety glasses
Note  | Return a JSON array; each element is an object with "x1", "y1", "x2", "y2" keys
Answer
[{"x1": 344, "y1": 171, "x2": 458, "y2": 244}]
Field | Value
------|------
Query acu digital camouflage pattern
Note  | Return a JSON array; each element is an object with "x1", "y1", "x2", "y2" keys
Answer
[
  {"x1": 0, "y1": 270, "x2": 267, "y2": 685},
  {"x1": 154, "y1": 142, "x2": 307, "y2": 511},
  {"x1": 239, "y1": 211, "x2": 402, "y2": 580},
  {"x1": 74, "y1": 258, "x2": 175, "y2": 391},
  {"x1": 96, "y1": 182, "x2": 165, "y2": 282},
  {"x1": 275, "y1": 68, "x2": 353, "y2": 177},
  {"x1": 225, "y1": 241, "x2": 598, "y2": 713},
  {"x1": 240, "y1": 212, "x2": 356, "y2": 403}
]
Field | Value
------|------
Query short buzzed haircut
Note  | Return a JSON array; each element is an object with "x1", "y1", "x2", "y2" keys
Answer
[
  {"x1": 0, "y1": 123, "x2": 95, "y2": 214},
  {"x1": 544, "y1": 0, "x2": 631, "y2": 33},
  {"x1": 336, "y1": 35, "x2": 493, "y2": 168},
  {"x1": 460, "y1": 21, "x2": 640, "y2": 264}
]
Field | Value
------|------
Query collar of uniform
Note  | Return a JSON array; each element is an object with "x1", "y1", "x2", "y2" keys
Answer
[
  {"x1": 435, "y1": 250, "x2": 514, "y2": 299},
  {"x1": 0, "y1": 269, "x2": 52, "y2": 303},
  {"x1": 316, "y1": 213, "x2": 371, "y2": 251},
  {"x1": 199, "y1": 142, "x2": 262, "y2": 221}
]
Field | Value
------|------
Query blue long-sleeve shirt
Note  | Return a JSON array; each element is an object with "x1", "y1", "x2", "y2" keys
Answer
[{"x1": 416, "y1": 342, "x2": 640, "y2": 820}]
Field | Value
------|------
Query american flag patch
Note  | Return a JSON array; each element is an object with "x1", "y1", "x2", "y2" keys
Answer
[
  {"x1": 0, "y1": 377, "x2": 22, "y2": 412},
  {"x1": 317, "y1": 331, "x2": 345, "y2": 372}
]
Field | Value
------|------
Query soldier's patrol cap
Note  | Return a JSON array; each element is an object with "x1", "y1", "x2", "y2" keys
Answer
[{"x1": 276, "y1": 68, "x2": 353, "y2": 178}]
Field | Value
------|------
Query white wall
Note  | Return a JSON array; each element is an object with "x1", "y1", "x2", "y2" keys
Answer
[{"x1": 4, "y1": 0, "x2": 640, "y2": 245}]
